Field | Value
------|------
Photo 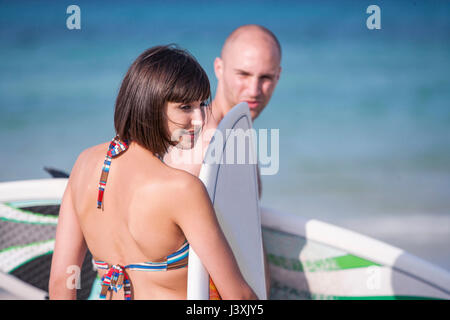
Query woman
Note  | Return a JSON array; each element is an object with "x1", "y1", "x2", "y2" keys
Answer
[{"x1": 49, "y1": 45, "x2": 257, "y2": 300}]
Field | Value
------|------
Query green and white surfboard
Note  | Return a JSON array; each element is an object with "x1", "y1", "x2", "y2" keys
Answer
[{"x1": 261, "y1": 207, "x2": 450, "y2": 300}]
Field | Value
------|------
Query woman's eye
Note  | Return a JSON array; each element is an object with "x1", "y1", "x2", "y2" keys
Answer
[
  {"x1": 180, "y1": 105, "x2": 192, "y2": 111},
  {"x1": 200, "y1": 101, "x2": 208, "y2": 108}
]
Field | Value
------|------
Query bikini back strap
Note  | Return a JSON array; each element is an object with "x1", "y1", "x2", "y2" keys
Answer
[
  {"x1": 93, "y1": 241, "x2": 189, "y2": 273},
  {"x1": 97, "y1": 135, "x2": 129, "y2": 209},
  {"x1": 92, "y1": 241, "x2": 189, "y2": 300}
]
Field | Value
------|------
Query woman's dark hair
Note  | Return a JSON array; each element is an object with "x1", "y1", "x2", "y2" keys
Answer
[{"x1": 114, "y1": 45, "x2": 211, "y2": 156}]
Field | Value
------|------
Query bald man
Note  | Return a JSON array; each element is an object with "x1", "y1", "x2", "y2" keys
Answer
[{"x1": 212, "y1": 24, "x2": 282, "y2": 122}]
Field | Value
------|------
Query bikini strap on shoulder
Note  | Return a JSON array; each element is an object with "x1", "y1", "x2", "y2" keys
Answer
[{"x1": 97, "y1": 135, "x2": 129, "y2": 209}]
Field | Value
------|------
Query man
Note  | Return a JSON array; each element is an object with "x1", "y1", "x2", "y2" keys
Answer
[
  {"x1": 164, "y1": 24, "x2": 282, "y2": 298},
  {"x1": 211, "y1": 24, "x2": 282, "y2": 123}
]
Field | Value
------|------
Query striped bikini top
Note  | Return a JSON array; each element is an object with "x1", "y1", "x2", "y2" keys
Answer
[{"x1": 94, "y1": 136, "x2": 190, "y2": 300}]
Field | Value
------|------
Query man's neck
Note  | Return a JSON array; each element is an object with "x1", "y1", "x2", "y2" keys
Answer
[{"x1": 210, "y1": 98, "x2": 226, "y2": 124}]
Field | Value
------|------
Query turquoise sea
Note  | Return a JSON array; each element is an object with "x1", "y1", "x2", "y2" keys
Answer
[{"x1": 1, "y1": 0, "x2": 449, "y2": 269}]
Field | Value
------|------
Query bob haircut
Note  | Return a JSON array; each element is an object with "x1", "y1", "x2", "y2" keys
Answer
[{"x1": 114, "y1": 45, "x2": 211, "y2": 156}]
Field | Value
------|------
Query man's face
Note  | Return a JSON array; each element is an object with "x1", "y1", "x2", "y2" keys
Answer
[{"x1": 215, "y1": 39, "x2": 281, "y2": 120}]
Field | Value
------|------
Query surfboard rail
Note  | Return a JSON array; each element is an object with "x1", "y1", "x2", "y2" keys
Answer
[
  {"x1": 0, "y1": 178, "x2": 67, "y2": 203},
  {"x1": 0, "y1": 272, "x2": 48, "y2": 300}
]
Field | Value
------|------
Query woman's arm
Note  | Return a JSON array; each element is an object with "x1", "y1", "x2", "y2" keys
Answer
[
  {"x1": 48, "y1": 180, "x2": 87, "y2": 299},
  {"x1": 171, "y1": 174, "x2": 258, "y2": 300}
]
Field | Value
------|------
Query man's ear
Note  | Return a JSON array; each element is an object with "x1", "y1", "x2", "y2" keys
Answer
[
  {"x1": 214, "y1": 57, "x2": 223, "y2": 80},
  {"x1": 277, "y1": 66, "x2": 282, "y2": 81}
]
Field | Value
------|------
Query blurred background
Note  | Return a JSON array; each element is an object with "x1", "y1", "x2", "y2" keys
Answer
[{"x1": 1, "y1": 0, "x2": 449, "y2": 270}]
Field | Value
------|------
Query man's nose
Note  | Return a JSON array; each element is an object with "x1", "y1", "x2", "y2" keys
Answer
[{"x1": 248, "y1": 77, "x2": 262, "y2": 97}]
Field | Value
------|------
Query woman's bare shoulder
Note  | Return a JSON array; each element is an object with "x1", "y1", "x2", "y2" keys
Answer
[
  {"x1": 78, "y1": 142, "x2": 109, "y2": 160},
  {"x1": 163, "y1": 165, "x2": 205, "y2": 191},
  {"x1": 156, "y1": 165, "x2": 209, "y2": 205},
  {"x1": 69, "y1": 142, "x2": 109, "y2": 179}
]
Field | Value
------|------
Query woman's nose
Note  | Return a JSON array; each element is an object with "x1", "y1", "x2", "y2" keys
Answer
[{"x1": 191, "y1": 107, "x2": 204, "y2": 127}]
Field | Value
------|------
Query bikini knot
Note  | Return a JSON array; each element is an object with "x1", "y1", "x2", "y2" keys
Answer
[
  {"x1": 99, "y1": 264, "x2": 131, "y2": 300},
  {"x1": 107, "y1": 135, "x2": 129, "y2": 158}
]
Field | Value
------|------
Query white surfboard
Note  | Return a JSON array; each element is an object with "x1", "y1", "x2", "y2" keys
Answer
[{"x1": 187, "y1": 102, "x2": 268, "y2": 300}]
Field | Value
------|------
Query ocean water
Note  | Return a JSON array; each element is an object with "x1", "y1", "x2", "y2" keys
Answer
[{"x1": 1, "y1": 1, "x2": 449, "y2": 270}]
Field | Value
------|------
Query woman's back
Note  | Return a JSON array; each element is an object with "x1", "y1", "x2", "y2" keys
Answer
[{"x1": 70, "y1": 141, "x2": 192, "y2": 299}]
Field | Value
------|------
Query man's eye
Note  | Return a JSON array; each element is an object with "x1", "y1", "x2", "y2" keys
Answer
[{"x1": 236, "y1": 71, "x2": 249, "y2": 77}]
